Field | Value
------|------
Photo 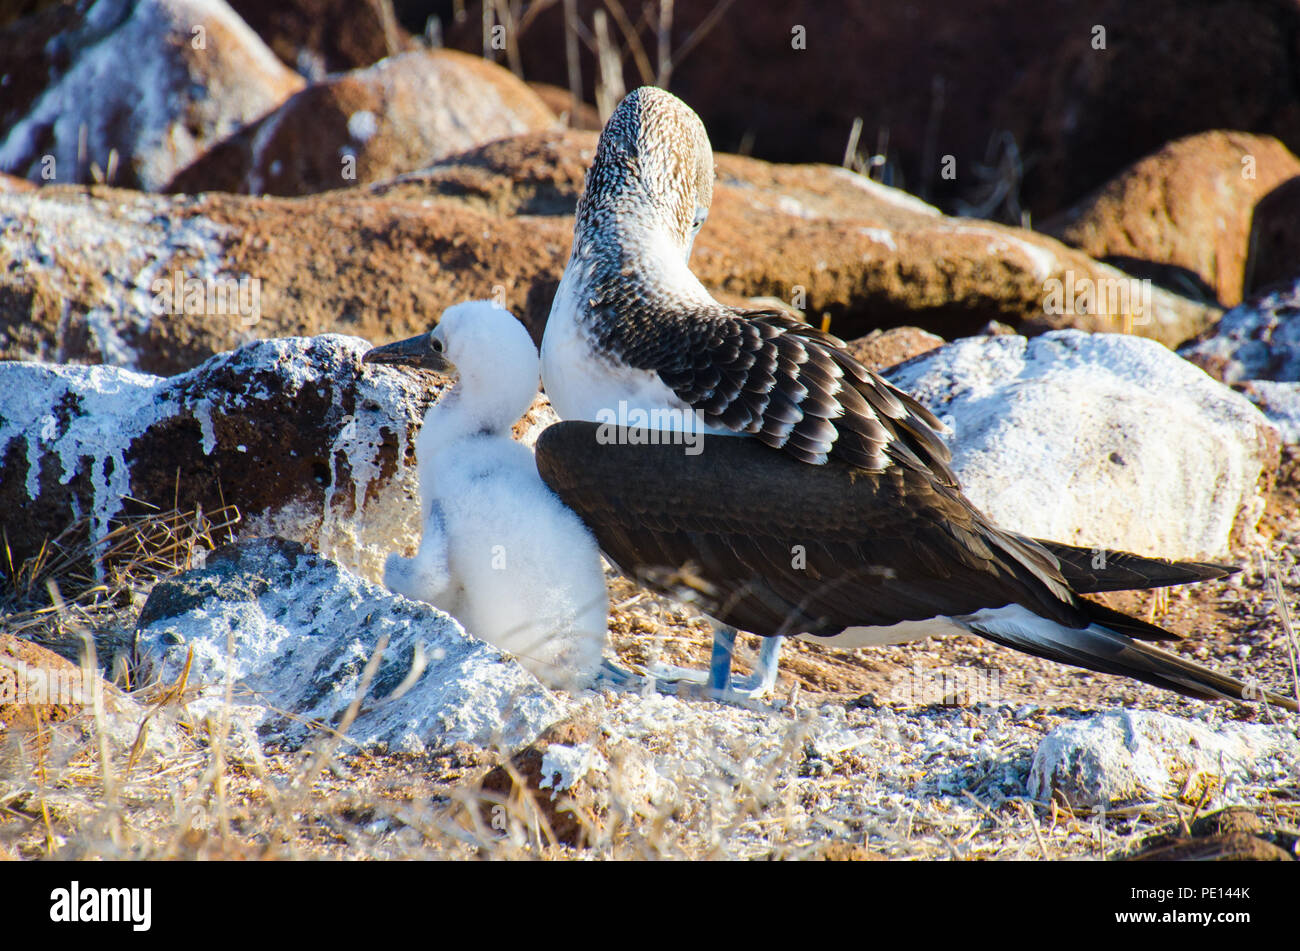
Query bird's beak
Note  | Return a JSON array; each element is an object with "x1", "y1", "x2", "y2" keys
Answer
[{"x1": 362, "y1": 332, "x2": 452, "y2": 373}]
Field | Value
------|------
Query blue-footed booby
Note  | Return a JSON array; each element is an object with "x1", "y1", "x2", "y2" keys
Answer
[
  {"x1": 363, "y1": 301, "x2": 608, "y2": 690},
  {"x1": 535, "y1": 86, "x2": 1297, "y2": 711}
]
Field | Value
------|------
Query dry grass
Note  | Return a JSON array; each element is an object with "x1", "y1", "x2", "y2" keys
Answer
[
  {"x1": 2, "y1": 502, "x2": 242, "y2": 671},
  {"x1": 1, "y1": 479, "x2": 1298, "y2": 862}
]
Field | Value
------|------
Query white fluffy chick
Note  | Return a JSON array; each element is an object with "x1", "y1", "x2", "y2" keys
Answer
[{"x1": 363, "y1": 301, "x2": 609, "y2": 689}]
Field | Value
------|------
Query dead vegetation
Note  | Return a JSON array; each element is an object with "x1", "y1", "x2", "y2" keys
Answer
[{"x1": 0, "y1": 464, "x2": 1298, "y2": 862}]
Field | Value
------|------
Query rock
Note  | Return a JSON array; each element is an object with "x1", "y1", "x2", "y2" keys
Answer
[
  {"x1": 511, "y1": 392, "x2": 561, "y2": 448},
  {"x1": 1191, "y1": 806, "x2": 1266, "y2": 838},
  {"x1": 477, "y1": 712, "x2": 675, "y2": 848},
  {"x1": 527, "y1": 82, "x2": 602, "y2": 131},
  {"x1": 135, "y1": 537, "x2": 563, "y2": 753},
  {"x1": 1042, "y1": 132, "x2": 1300, "y2": 308},
  {"x1": 843, "y1": 327, "x2": 945, "y2": 371},
  {"x1": 1245, "y1": 177, "x2": 1300, "y2": 294},
  {"x1": 385, "y1": 132, "x2": 1216, "y2": 345},
  {"x1": 1126, "y1": 806, "x2": 1298, "y2": 861},
  {"x1": 0, "y1": 172, "x2": 35, "y2": 193},
  {"x1": 166, "y1": 49, "x2": 557, "y2": 196},
  {"x1": 478, "y1": 717, "x2": 606, "y2": 847},
  {"x1": 701, "y1": 152, "x2": 1217, "y2": 347},
  {"x1": 1128, "y1": 832, "x2": 1294, "y2": 861},
  {"x1": 1028, "y1": 710, "x2": 1298, "y2": 809},
  {"x1": 885, "y1": 330, "x2": 1279, "y2": 557},
  {"x1": 1176, "y1": 281, "x2": 1300, "y2": 442},
  {"x1": 0, "y1": 335, "x2": 436, "y2": 583},
  {"x1": 0, "y1": 172, "x2": 572, "y2": 374},
  {"x1": 0, "y1": 633, "x2": 189, "y2": 784},
  {"x1": 819, "y1": 843, "x2": 890, "y2": 861},
  {"x1": 0, "y1": 635, "x2": 86, "y2": 736},
  {"x1": 0, "y1": 0, "x2": 304, "y2": 190},
  {"x1": 226, "y1": 0, "x2": 413, "y2": 79},
  {"x1": 1179, "y1": 282, "x2": 1300, "y2": 383},
  {"x1": 1, "y1": 130, "x2": 1217, "y2": 375},
  {"x1": 1237, "y1": 381, "x2": 1300, "y2": 446}
]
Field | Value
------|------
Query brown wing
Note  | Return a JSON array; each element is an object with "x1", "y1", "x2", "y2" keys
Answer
[
  {"x1": 586, "y1": 292, "x2": 955, "y2": 483},
  {"x1": 1034, "y1": 540, "x2": 1237, "y2": 593},
  {"x1": 536, "y1": 423, "x2": 1295, "y2": 709},
  {"x1": 535, "y1": 420, "x2": 1081, "y2": 637}
]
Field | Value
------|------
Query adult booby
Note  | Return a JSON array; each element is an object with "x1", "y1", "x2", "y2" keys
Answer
[
  {"x1": 537, "y1": 422, "x2": 1296, "y2": 709},
  {"x1": 536, "y1": 86, "x2": 1297, "y2": 710},
  {"x1": 363, "y1": 301, "x2": 609, "y2": 690}
]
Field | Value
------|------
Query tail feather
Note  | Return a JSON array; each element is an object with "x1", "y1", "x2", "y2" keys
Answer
[
  {"x1": 964, "y1": 605, "x2": 1298, "y2": 712},
  {"x1": 1078, "y1": 597, "x2": 1181, "y2": 643},
  {"x1": 1034, "y1": 540, "x2": 1238, "y2": 594}
]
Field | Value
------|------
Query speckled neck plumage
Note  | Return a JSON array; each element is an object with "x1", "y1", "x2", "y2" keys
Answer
[{"x1": 572, "y1": 86, "x2": 714, "y2": 263}]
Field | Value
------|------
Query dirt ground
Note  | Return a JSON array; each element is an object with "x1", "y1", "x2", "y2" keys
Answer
[
  {"x1": 606, "y1": 444, "x2": 1300, "y2": 719},
  {"x1": 1, "y1": 453, "x2": 1296, "y2": 862}
]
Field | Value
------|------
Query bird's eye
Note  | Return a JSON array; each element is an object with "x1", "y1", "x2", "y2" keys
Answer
[
  {"x1": 691, "y1": 210, "x2": 707, "y2": 232},
  {"x1": 431, "y1": 338, "x2": 444, "y2": 353}
]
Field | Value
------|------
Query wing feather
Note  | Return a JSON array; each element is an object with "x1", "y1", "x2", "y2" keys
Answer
[{"x1": 586, "y1": 298, "x2": 956, "y2": 484}]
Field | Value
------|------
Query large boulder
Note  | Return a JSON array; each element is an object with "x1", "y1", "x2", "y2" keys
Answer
[
  {"x1": 0, "y1": 335, "x2": 435, "y2": 583},
  {"x1": 1179, "y1": 281, "x2": 1300, "y2": 384},
  {"x1": 885, "y1": 330, "x2": 1280, "y2": 557},
  {"x1": 0, "y1": 131, "x2": 1218, "y2": 375},
  {"x1": 1179, "y1": 281, "x2": 1300, "y2": 444},
  {"x1": 700, "y1": 153, "x2": 1216, "y2": 347},
  {"x1": 134, "y1": 537, "x2": 564, "y2": 753},
  {"x1": 1237, "y1": 381, "x2": 1300, "y2": 446},
  {"x1": 1029, "y1": 710, "x2": 1298, "y2": 808},
  {"x1": 1042, "y1": 132, "x2": 1300, "y2": 308},
  {"x1": 166, "y1": 49, "x2": 557, "y2": 196},
  {"x1": 0, "y1": 0, "x2": 304, "y2": 190},
  {"x1": 0, "y1": 172, "x2": 570, "y2": 375}
]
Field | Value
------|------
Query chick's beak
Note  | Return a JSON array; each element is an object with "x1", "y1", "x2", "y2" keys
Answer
[{"x1": 362, "y1": 332, "x2": 452, "y2": 372}]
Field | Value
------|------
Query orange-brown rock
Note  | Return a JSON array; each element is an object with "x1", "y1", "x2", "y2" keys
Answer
[
  {"x1": 478, "y1": 717, "x2": 605, "y2": 848},
  {"x1": 1128, "y1": 832, "x2": 1293, "y2": 861},
  {"x1": 167, "y1": 50, "x2": 557, "y2": 197},
  {"x1": 843, "y1": 327, "x2": 945, "y2": 371},
  {"x1": 2, "y1": 130, "x2": 1218, "y2": 376},
  {"x1": 0, "y1": 635, "x2": 84, "y2": 738},
  {"x1": 0, "y1": 173, "x2": 34, "y2": 194},
  {"x1": 1043, "y1": 132, "x2": 1300, "y2": 308},
  {"x1": 528, "y1": 82, "x2": 603, "y2": 131}
]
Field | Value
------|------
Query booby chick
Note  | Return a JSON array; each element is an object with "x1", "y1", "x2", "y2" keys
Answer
[
  {"x1": 363, "y1": 301, "x2": 609, "y2": 690},
  {"x1": 536, "y1": 87, "x2": 1298, "y2": 711}
]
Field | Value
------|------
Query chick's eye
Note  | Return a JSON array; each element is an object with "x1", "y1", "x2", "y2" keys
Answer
[{"x1": 431, "y1": 338, "x2": 444, "y2": 353}]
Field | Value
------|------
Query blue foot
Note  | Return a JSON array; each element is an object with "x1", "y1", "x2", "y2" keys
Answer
[{"x1": 597, "y1": 628, "x2": 784, "y2": 705}]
